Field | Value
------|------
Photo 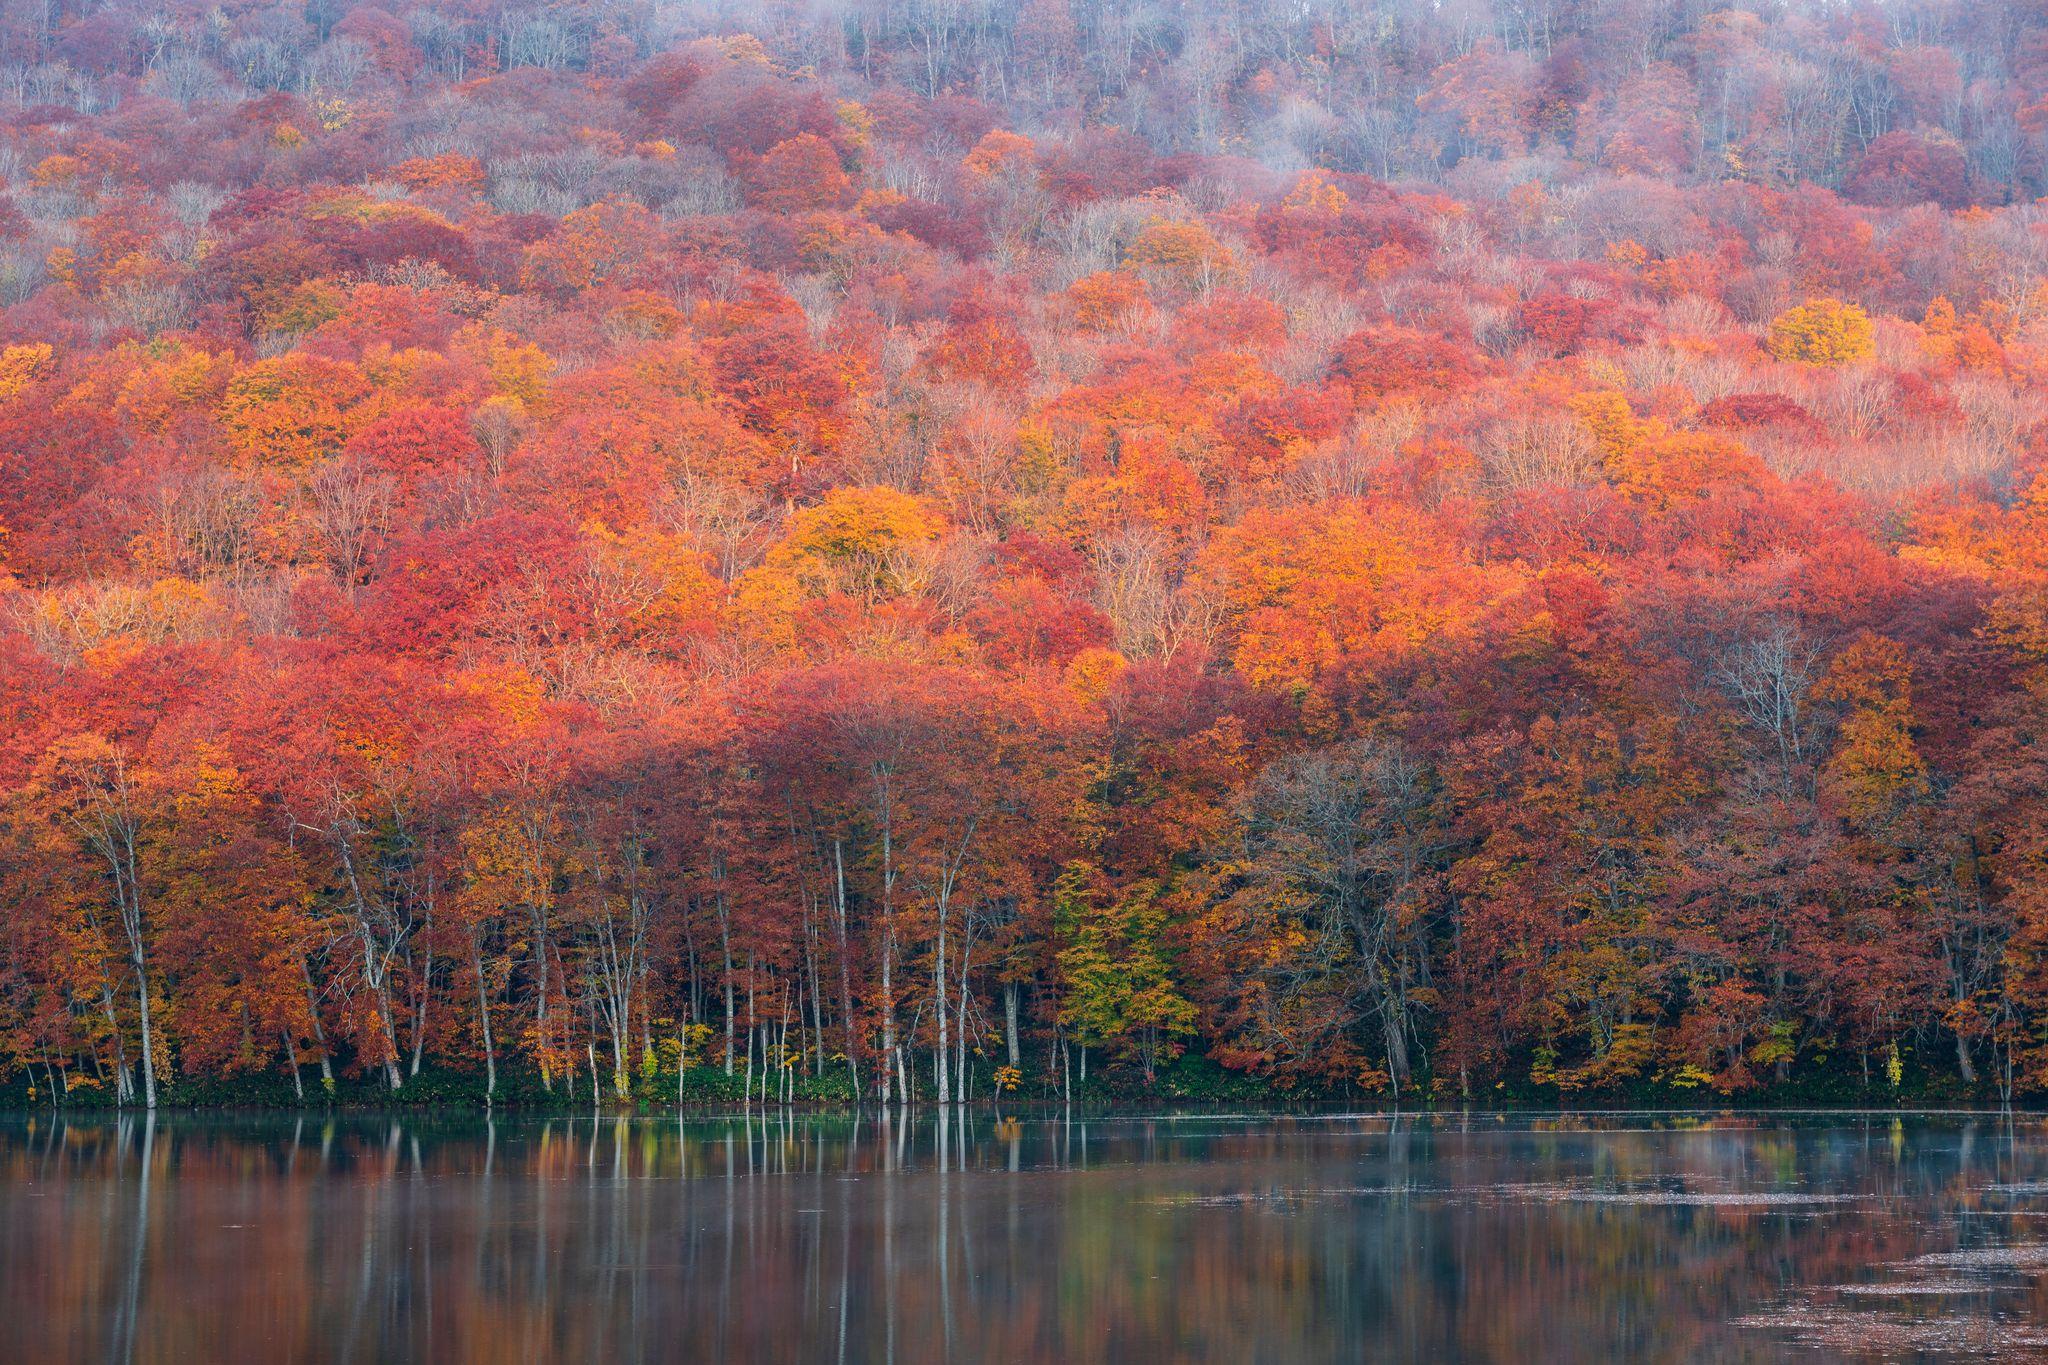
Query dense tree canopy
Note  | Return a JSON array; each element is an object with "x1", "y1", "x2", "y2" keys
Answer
[{"x1": 4, "y1": 0, "x2": 2048, "y2": 1107}]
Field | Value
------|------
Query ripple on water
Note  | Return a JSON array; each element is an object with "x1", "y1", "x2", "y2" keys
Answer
[
  {"x1": 1897, "y1": 1244, "x2": 2048, "y2": 1271},
  {"x1": 1830, "y1": 1280, "x2": 1998, "y2": 1296},
  {"x1": 1736, "y1": 1303, "x2": 2048, "y2": 1358},
  {"x1": 1486, "y1": 1181, "x2": 1861, "y2": 1207},
  {"x1": 1142, "y1": 1186, "x2": 1408, "y2": 1208}
]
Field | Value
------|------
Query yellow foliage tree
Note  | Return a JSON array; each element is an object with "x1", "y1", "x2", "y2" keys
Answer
[
  {"x1": 1766, "y1": 297, "x2": 1875, "y2": 365},
  {"x1": 1815, "y1": 633, "x2": 1928, "y2": 824},
  {"x1": 737, "y1": 486, "x2": 947, "y2": 638},
  {"x1": 1063, "y1": 271, "x2": 1153, "y2": 333},
  {"x1": 1196, "y1": 501, "x2": 1501, "y2": 691},
  {"x1": 0, "y1": 343, "x2": 56, "y2": 401},
  {"x1": 1126, "y1": 217, "x2": 1240, "y2": 291},
  {"x1": 219, "y1": 354, "x2": 370, "y2": 469}
]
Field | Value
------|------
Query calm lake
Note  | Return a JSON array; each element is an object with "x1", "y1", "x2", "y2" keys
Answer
[{"x1": 5, "y1": 1110, "x2": 2047, "y2": 1362}]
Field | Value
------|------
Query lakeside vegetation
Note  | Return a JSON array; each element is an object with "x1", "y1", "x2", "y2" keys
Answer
[{"x1": 4, "y1": 1045, "x2": 2010, "y2": 1114}]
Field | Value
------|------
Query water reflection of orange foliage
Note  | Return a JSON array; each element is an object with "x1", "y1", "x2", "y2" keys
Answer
[{"x1": 1, "y1": 1114, "x2": 2042, "y2": 1363}]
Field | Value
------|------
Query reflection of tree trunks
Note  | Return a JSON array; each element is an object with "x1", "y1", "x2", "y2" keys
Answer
[{"x1": 114, "y1": 1112, "x2": 155, "y2": 1365}]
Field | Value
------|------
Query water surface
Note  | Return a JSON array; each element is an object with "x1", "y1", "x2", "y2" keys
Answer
[{"x1": 6, "y1": 1109, "x2": 2048, "y2": 1362}]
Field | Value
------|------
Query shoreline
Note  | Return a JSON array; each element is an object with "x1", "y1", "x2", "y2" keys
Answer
[{"x1": 7, "y1": 1099, "x2": 2039, "y2": 1120}]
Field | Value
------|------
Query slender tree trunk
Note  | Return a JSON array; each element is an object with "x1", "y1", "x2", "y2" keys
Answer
[
  {"x1": 875, "y1": 769, "x2": 899, "y2": 1106},
  {"x1": 101, "y1": 983, "x2": 133, "y2": 1104},
  {"x1": 336, "y1": 838, "x2": 403, "y2": 1092},
  {"x1": 473, "y1": 937, "x2": 497, "y2": 1102},
  {"x1": 833, "y1": 840, "x2": 860, "y2": 1100},
  {"x1": 1004, "y1": 982, "x2": 1020, "y2": 1072},
  {"x1": 930, "y1": 823, "x2": 973, "y2": 1105},
  {"x1": 524, "y1": 823, "x2": 553, "y2": 1094},
  {"x1": 803, "y1": 906, "x2": 825, "y2": 1078},
  {"x1": 956, "y1": 939, "x2": 972, "y2": 1104},
  {"x1": 409, "y1": 951, "x2": 431, "y2": 1078},
  {"x1": 301, "y1": 958, "x2": 335, "y2": 1087},
  {"x1": 639, "y1": 957, "x2": 655, "y2": 1067},
  {"x1": 408, "y1": 865, "x2": 437, "y2": 1079},
  {"x1": 130, "y1": 943, "x2": 157, "y2": 1107},
  {"x1": 779, "y1": 985, "x2": 792, "y2": 1104},
  {"x1": 880, "y1": 935, "x2": 896, "y2": 1104},
  {"x1": 118, "y1": 838, "x2": 158, "y2": 1109},
  {"x1": 373, "y1": 976, "x2": 402, "y2": 1092},
  {"x1": 685, "y1": 922, "x2": 702, "y2": 1028},
  {"x1": 934, "y1": 908, "x2": 950, "y2": 1105},
  {"x1": 719, "y1": 878, "x2": 736, "y2": 1076}
]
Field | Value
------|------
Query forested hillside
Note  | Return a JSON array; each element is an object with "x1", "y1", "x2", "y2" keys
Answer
[{"x1": 3, "y1": 0, "x2": 2048, "y2": 1107}]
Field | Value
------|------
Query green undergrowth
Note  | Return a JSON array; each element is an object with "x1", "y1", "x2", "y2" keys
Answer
[{"x1": 1, "y1": 1042, "x2": 2017, "y2": 1113}]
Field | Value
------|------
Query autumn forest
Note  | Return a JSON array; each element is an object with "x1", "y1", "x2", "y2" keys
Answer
[{"x1": 2, "y1": 0, "x2": 2047, "y2": 1112}]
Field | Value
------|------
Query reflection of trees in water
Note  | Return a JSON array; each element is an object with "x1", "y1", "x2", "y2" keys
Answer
[{"x1": 0, "y1": 1114, "x2": 2041, "y2": 1363}]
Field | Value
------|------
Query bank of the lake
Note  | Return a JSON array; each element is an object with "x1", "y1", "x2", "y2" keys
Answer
[{"x1": 3, "y1": 1042, "x2": 2017, "y2": 1114}]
